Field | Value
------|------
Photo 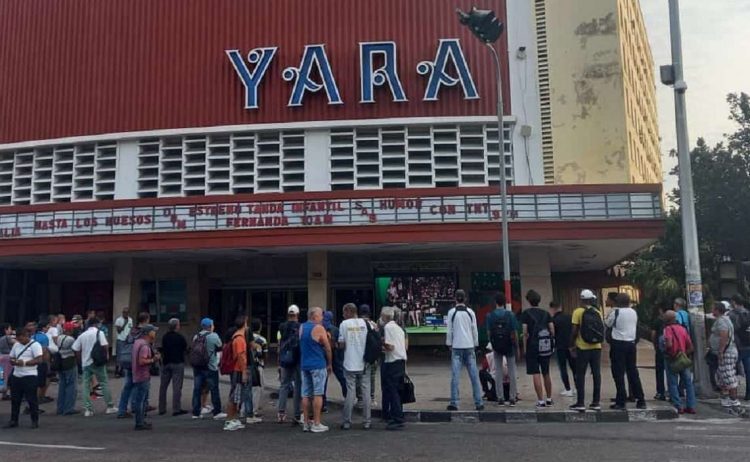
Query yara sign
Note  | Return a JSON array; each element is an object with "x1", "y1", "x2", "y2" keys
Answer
[{"x1": 226, "y1": 39, "x2": 478, "y2": 109}]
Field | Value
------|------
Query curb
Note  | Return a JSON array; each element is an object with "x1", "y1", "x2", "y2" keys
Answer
[
  {"x1": 369, "y1": 407, "x2": 678, "y2": 424},
  {"x1": 698, "y1": 399, "x2": 750, "y2": 418}
]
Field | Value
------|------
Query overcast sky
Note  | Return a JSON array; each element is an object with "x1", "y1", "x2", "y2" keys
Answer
[{"x1": 641, "y1": 0, "x2": 750, "y2": 190}]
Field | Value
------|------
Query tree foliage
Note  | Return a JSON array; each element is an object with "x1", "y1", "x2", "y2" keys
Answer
[{"x1": 627, "y1": 92, "x2": 750, "y2": 313}]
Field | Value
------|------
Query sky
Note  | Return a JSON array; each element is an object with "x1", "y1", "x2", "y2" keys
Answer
[{"x1": 640, "y1": 0, "x2": 750, "y2": 191}]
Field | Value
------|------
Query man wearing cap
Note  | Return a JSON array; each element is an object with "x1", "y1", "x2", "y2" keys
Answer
[
  {"x1": 132, "y1": 325, "x2": 160, "y2": 430},
  {"x1": 114, "y1": 307, "x2": 133, "y2": 378},
  {"x1": 71, "y1": 317, "x2": 118, "y2": 417},
  {"x1": 277, "y1": 305, "x2": 302, "y2": 424},
  {"x1": 569, "y1": 289, "x2": 604, "y2": 412},
  {"x1": 54, "y1": 322, "x2": 78, "y2": 416},
  {"x1": 191, "y1": 318, "x2": 225, "y2": 420}
]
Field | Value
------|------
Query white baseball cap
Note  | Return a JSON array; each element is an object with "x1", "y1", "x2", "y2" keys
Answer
[
  {"x1": 287, "y1": 304, "x2": 300, "y2": 315},
  {"x1": 580, "y1": 289, "x2": 597, "y2": 300}
]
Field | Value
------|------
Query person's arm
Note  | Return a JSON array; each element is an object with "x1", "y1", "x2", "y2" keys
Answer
[
  {"x1": 663, "y1": 327, "x2": 673, "y2": 354},
  {"x1": 138, "y1": 344, "x2": 156, "y2": 366},
  {"x1": 719, "y1": 327, "x2": 730, "y2": 358},
  {"x1": 445, "y1": 309, "x2": 453, "y2": 347},
  {"x1": 337, "y1": 322, "x2": 346, "y2": 349},
  {"x1": 115, "y1": 318, "x2": 124, "y2": 334},
  {"x1": 315, "y1": 325, "x2": 332, "y2": 371},
  {"x1": 471, "y1": 311, "x2": 479, "y2": 347},
  {"x1": 383, "y1": 325, "x2": 395, "y2": 351},
  {"x1": 604, "y1": 310, "x2": 615, "y2": 328}
]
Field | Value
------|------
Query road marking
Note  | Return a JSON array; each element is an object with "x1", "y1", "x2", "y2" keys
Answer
[
  {"x1": 0, "y1": 441, "x2": 105, "y2": 451},
  {"x1": 676, "y1": 444, "x2": 748, "y2": 453}
]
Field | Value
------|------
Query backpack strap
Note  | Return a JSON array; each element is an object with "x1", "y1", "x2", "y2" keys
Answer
[{"x1": 13, "y1": 340, "x2": 37, "y2": 360}]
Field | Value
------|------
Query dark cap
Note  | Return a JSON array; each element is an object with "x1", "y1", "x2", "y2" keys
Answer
[
  {"x1": 358, "y1": 304, "x2": 371, "y2": 317},
  {"x1": 140, "y1": 324, "x2": 158, "y2": 336}
]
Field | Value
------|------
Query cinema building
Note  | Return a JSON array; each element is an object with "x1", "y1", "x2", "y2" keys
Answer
[{"x1": 0, "y1": 0, "x2": 663, "y2": 341}]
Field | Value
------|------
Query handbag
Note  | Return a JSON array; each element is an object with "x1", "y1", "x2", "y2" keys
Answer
[
  {"x1": 250, "y1": 362, "x2": 261, "y2": 387},
  {"x1": 669, "y1": 351, "x2": 693, "y2": 373},
  {"x1": 399, "y1": 373, "x2": 416, "y2": 404}
]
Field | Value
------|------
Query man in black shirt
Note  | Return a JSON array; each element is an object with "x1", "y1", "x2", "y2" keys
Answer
[
  {"x1": 521, "y1": 290, "x2": 555, "y2": 408},
  {"x1": 158, "y1": 318, "x2": 188, "y2": 416},
  {"x1": 550, "y1": 301, "x2": 576, "y2": 397},
  {"x1": 650, "y1": 304, "x2": 668, "y2": 401}
]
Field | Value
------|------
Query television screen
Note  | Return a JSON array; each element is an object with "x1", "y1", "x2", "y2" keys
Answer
[{"x1": 374, "y1": 273, "x2": 457, "y2": 334}]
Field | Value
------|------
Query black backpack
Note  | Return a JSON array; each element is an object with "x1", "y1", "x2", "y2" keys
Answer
[
  {"x1": 189, "y1": 333, "x2": 210, "y2": 368},
  {"x1": 489, "y1": 310, "x2": 514, "y2": 355},
  {"x1": 363, "y1": 320, "x2": 381, "y2": 364},
  {"x1": 118, "y1": 329, "x2": 138, "y2": 365},
  {"x1": 580, "y1": 306, "x2": 605, "y2": 344},
  {"x1": 528, "y1": 309, "x2": 553, "y2": 357},
  {"x1": 90, "y1": 328, "x2": 108, "y2": 367},
  {"x1": 278, "y1": 322, "x2": 301, "y2": 368}
]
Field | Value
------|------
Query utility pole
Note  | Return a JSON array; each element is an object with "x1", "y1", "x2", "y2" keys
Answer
[{"x1": 661, "y1": 0, "x2": 711, "y2": 396}]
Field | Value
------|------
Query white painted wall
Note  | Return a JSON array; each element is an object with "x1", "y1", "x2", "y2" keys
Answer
[
  {"x1": 506, "y1": 0, "x2": 545, "y2": 186},
  {"x1": 114, "y1": 140, "x2": 140, "y2": 199},
  {"x1": 305, "y1": 129, "x2": 332, "y2": 191}
]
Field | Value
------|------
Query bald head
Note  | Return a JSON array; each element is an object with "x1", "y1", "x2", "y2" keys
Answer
[
  {"x1": 308, "y1": 306, "x2": 323, "y2": 323},
  {"x1": 664, "y1": 310, "x2": 677, "y2": 324}
]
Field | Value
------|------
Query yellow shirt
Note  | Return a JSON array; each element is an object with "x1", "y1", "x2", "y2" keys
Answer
[{"x1": 571, "y1": 306, "x2": 603, "y2": 350}]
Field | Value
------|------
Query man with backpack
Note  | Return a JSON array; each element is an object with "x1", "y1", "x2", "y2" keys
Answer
[
  {"x1": 117, "y1": 312, "x2": 150, "y2": 419},
  {"x1": 569, "y1": 289, "x2": 604, "y2": 412},
  {"x1": 484, "y1": 292, "x2": 519, "y2": 406},
  {"x1": 190, "y1": 318, "x2": 225, "y2": 420},
  {"x1": 222, "y1": 315, "x2": 249, "y2": 431},
  {"x1": 445, "y1": 289, "x2": 483, "y2": 411},
  {"x1": 662, "y1": 310, "x2": 696, "y2": 414},
  {"x1": 277, "y1": 305, "x2": 302, "y2": 424},
  {"x1": 521, "y1": 290, "x2": 555, "y2": 408},
  {"x1": 605, "y1": 293, "x2": 646, "y2": 410},
  {"x1": 728, "y1": 294, "x2": 750, "y2": 401},
  {"x1": 71, "y1": 317, "x2": 118, "y2": 417},
  {"x1": 338, "y1": 302, "x2": 376, "y2": 430},
  {"x1": 550, "y1": 301, "x2": 576, "y2": 398}
]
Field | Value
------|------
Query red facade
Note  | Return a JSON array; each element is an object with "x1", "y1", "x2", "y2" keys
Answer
[{"x1": 0, "y1": 0, "x2": 510, "y2": 144}]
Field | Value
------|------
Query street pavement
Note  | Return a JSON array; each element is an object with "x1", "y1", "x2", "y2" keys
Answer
[{"x1": 0, "y1": 411, "x2": 748, "y2": 461}]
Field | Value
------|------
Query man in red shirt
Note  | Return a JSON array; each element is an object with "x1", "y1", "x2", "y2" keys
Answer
[
  {"x1": 663, "y1": 310, "x2": 696, "y2": 414},
  {"x1": 132, "y1": 325, "x2": 160, "y2": 431},
  {"x1": 224, "y1": 316, "x2": 248, "y2": 432}
]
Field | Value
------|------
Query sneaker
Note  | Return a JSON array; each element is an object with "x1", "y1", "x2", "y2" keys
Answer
[
  {"x1": 476, "y1": 405, "x2": 485, "y2": 411},
  {"x1": 730, "y1": 399, "x2": 742, "y2": 407},
  {"x1": 588, "y1": 403, "x2": 601, "y2": 411},
  {"x1": 117, "y1": 412, "x2": 132, "y2": 419},
  {"x1": 508, "y1": 400, "x2": 516, "y2": 407},
  {"x1": 84, "y1": 410, "x2": 94, "y2": 417},
  {"x1": 191, "y1": 415, "x2": 202, "y2": 419},
  {"x1": 340, "y1": 422, "x2": 351, "y2": 430},
  {"x1": 134, "y1": 423, "x2": 153, "y2": 431},
  {"x1": 446, "y1": 405, "x2": 458, "y2": 411},
  {"x1": 560, "y1": 390, "x2": 575, "y2": 398},
  {"x1": 721, "y1": 397, "x2": 734, "y2": 408},
  {"x1": 277, "y1": 413, "x2": 286, "y2": 424},
  {"x1": 293, "y1": 416, "x2": 305, "y2": 425},
  {"x1": 363, "y1": 422, "x2": 371, "y2": 430},
  {"x1": 201, "y1": 406, "x2": 213, "y2": 415},
  {"x1": 636, "y1": 401, "x2": 647, "y2": 410},
  {"x1": 105, "y1": 407, "x2": 118, "y2": 415},
  {"x1": 302, "y1": 421, "x2": 312, "y2": 432},
  {"x1": 173, "y1": 410, "x2": 188, "y2": 417},
  {"x1": 310, "y1": 423, "x2": 329, "y2": 433},
  {"x1": 386, "y1": 422, "x2": 404, "y2": 431},
  {"x1": 684, "y1": 408, "x2": 696, "y2": 415},
  {"x1": 496, "y1": 400, "x2": 505, "y2": 406},
  {"x1": 677, "y1": 408, "x2": 685, "y2": 415},
  {"x1": 244, "y1": 417, "x2": 262, "y2": 424},
  {"x1": 654, "y1": 394, "x2": 667, "y2": 401},
  {"x1": 569, "y1": 403, "x2": 586, "y2": 412},
  {"x1": 609, "y1": 404, "x2": 626, "y2": 411},
  {"x1": 536, "y1": 401, "x2": 546, "y2": 409},
  {"x1": 223, "y1": 420, "x2": 242, "y2": 432},
  {"x1": 213, "y1": 412, "x2": 228, "y2": 420},
  {"x1": 546, "y1": 399, "x2": 554, "y2": 407}
]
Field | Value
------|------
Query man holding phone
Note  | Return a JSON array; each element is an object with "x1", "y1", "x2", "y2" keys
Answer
[{"x1": 5, "y1": 327, "x2": 44, "y2": 429}]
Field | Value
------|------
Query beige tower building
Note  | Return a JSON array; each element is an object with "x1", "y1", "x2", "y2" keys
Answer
[{"x1": 535, "y1": 0, "x2": 662, "y2": 185}]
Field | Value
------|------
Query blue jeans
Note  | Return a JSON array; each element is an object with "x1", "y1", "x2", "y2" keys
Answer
[
  {"x1": 56, "y1": 368, "x2": 77, "y2": 415},
  {"x1": 191, "y1": 368, "x2": 222, "y2": 417},
  {"x1": 117, "y1": 367, "x2": 137, "y2": 416},
  {"x1": 450, "y1": 348, "x2": 483, "y2": 408},
  {"x1": 241, "y1": 377, "x2": 254, "y2": 418},
  {"x1": 666, "y1": 359, "x2": 696, "y2": 410},
  {"x1": 132, "y1": 380, "x2": 150, "y2": 428},
  {"x1": 739, "y1": 349, "x2": 750, "y2": 399},
  {"x1": 277, "y1": 365, "x2": 301, "y2": 418}
]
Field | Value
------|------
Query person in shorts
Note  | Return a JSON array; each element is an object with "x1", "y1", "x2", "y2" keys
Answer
[
  {"x1": 224, "y1": 315, "x2": 248, "y2": 432},
  {"x1": 521, "y1": 290, "x2": 555, "y2": 408},
  {"x1": 300, "y1": 307, "x2": 332, "y2": 433}
]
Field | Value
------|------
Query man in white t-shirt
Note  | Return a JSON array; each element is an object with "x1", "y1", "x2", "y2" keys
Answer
[
  {"x1": 338, "y1": 303, "x2": 372, "y2": 430},
  {"x1": 6, "y1": 327, "x2": 43, "y2": 429},
  {"x1": 380, "y1": 306, "x2": 407, "y2": 431},
  {"x1": 72, "y1": 319, "x2": 118, "y2": 417},
  {"x1": 114, "y1": 308, "x2": 133, "y2": 377}
]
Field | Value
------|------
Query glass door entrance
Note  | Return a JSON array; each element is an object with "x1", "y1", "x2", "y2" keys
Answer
[{"x1": 240, "y1": 289, "x2": 307, "y2": 344}]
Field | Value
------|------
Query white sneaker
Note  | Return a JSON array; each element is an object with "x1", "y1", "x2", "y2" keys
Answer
[
  {"x1": 302, "y1": 421, "x2": 312, "y2": 432},
  {"x1": 201, "y1": 406, "x2": 213, "y2": 415},
  {"x1": 192, "y1": 415, "x2": 202, "y2": 420},
  {"x1": 84, "y1": 410, "x2": 94, "y2": 417},
  {"x1": 730, "y1": 400, "x2": 742, "y2": 408},
  {"x1": 105, "y1": 407, "x2": 118, "y2": 415},
  {"x1": 223, "y1": 420, "x2": 242, "y2": 432},
  {"x1": 560, "y1": 390, "x2": 575, "y2": 398},
  {"x1": 245, "y1": 417, "x2": 262, "y2": 424},
  {"x1": 213, "y1": 412, "x2": 228, "y2": 420},
  {"x1": 721, "y1": 397, "x2": 733, "y2": 408},
  {"x1": 310, "y1": 423, "x2": 329, "y2": 433}
]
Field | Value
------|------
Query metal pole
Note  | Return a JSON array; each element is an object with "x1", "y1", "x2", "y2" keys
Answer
[
  {"x1": 486, "y1": 43, "x2": 512, "y2": 307},
  {"x1": 668, "y1": 0, "x2": 711, "y2": 396}
]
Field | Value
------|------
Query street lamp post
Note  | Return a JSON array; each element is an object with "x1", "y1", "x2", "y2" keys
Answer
[
  {"x1": 456, "y1": 7, "x2": 512, "y2": 306},
  {"x1": 660, "y1": 0, "x2": 711, "y2": 396}
]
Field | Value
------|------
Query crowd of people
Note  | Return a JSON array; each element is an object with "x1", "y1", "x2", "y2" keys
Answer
[{"x1": 1, "y1": 289, "x2": 748, "y2": 432}]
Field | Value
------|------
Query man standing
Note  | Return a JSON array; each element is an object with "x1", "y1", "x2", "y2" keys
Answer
[
  {"x1": 117, "y1": 311, "x2": 150, "y2": 418},
  {"x1": 300, "y1": 307, "x2": 332, "y2": 433},
  {"x1": 521, "y1": 290, "x2": 555, "y2": 408},
  {"x1": 159, "y1": 318, "x2": 187, "y2": 416},
  {"x1": 446, "y1": 289, "x2": 483, "y2": 411},
  {"x1": 190, "y1": 318, "x2": 225, "y2": 420},
  {"x1": 550, "y1": 301, "x2": 576, "y2": 398},
  {"x1": 605, "y1": 293, "x2": 646, "y2": 410},
  {"x1": 28, "y1": 321, "x2": 53, "y2": 405},
  {"x1": 5, "y1": 327, "x2": 43, "y2": 429},
  {"x1": 132, "y1": 325, "x2": 159, "y2": 430},
  {"x1": 338, "y1": 303, "x2": 372, "y2": 430},
  {"x1": 673, "y1": 297, "x2": 690, "y2": 331},
  {"x1": 114, "y1": 308, "x2": 133, "y2": 378},
  {"x1": 381, "y1": 306, "x2": 407, "y2": 431},
  {"x1": 650, "y1": 304, "x2": 668, "y2": 401},
  {"x1": 72, "y1": 317, "x2": 118, "y2": 417},
  {"x1": 224, "y1": 315, "x2": 248, "y2": 432},
  {"x1": 569, "y1": 290, "x2": 604, "y2": 412},
  {"x1": 250, "y1": 319, "x2": 267, "y2": 417},
  {"x1": 727, "y1": 294, "x2": 750, "y2": 401},
  {"x1": 277, "y1": 305, "x2": 302, "y2": 424},
  {"x1": 357, "y1": 304, "x2": 378, "y2": 408},
  {"x1": 484, "y1": 292, "x2": 519, "y2": 406},
  {"x1": 83, "y1": 310, "x2": 97, "y2": 330},
  {"x1": 55, "y1": 322, "x2": 78, "y2": 416}
]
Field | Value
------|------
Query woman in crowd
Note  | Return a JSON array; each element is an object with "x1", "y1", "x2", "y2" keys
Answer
[{"x1": 710, "y1": 302, "x2": 741, "y2": 407}]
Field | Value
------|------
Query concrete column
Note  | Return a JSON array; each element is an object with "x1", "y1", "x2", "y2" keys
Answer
[
  {"x1": 519, "y1": 247, "x2": 553, "y2": 308},
  {"x1": 112, "y1": 258, "x2": 136, "y2": 344},
  {"x1": 307, "y1": 251, "x2": 328, "y2": 310}
]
